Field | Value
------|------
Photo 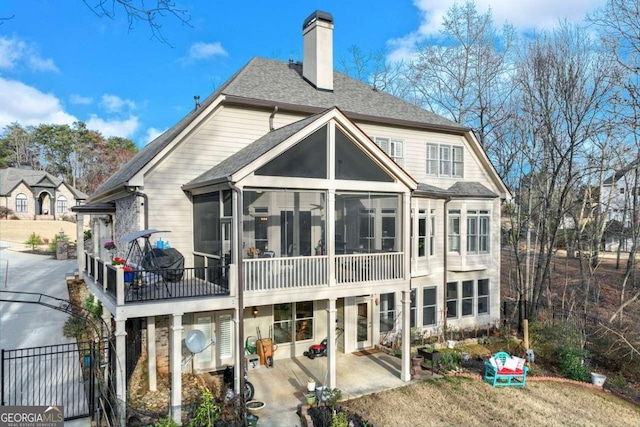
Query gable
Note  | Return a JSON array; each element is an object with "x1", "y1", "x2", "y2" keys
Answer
[{"x1": 184, "y1": 107, "x2": 415, "y2": 191}]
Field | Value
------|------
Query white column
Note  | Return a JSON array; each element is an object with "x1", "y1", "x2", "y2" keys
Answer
[
  {"x1": 114, "y1": 319, "x2": 127, "y2": 427},
  {"x1": 327, "y1": 190, "x2": 336, "y2": 286},
  {"x1": 170, "y1": 314, "x2": 184, "y2": 425},
  {"x1": 147, "y1": 316, "x2": 157, "y2": 391},
  {"x1": 76, "y1": 213, "x2": 84, "y2": 274},
  {"x1": 326, "y1": 298, "x2": 337, "y2": 388},
  {"x1": 401, "y1": 290, "x2": 411, "y2": 381}
]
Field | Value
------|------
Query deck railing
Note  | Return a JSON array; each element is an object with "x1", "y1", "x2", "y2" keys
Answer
[
  {"x1": 85, "y1": 253, "x2": 230, "y2": 304},
  {"x1": 84, "y1": 250, "x2": 405, "y2": 300},
  {"x1": 244, "y1": 256, "x2": 328, "y2": 291},
  {"x1": 335, "y1": 252, "x2": 403, "y2": 284}
]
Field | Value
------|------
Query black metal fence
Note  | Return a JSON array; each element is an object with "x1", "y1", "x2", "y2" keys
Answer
[{"x1": 1, "y1": 340, "x2": 104, "y2": 421}]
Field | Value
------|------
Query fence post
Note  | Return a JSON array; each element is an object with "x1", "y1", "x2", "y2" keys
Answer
[{"x1": 1, "y1": 349, "x2": 4, "y2": 405}]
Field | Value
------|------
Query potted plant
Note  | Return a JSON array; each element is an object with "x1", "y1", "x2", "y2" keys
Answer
[{"x1": 304, "y1": 392, "x2": 316, "y2": 405}]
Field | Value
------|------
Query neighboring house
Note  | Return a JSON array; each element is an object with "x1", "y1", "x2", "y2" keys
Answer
[
  {"x1": 601, "y1": 159, "x2": 640, "y2": 251},
  {"x1": 0, "y1": 167, "x2": 87, "y2": 220},
  {"x1": 73, "y1": 11, "x2": 509, "y2": 423}
]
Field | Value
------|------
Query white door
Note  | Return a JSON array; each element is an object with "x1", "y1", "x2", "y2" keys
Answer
[{"x1": 356, "y1": 298, "x2": 372, "y2": 349}]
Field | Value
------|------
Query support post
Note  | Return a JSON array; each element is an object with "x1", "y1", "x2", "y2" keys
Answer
[
  {"x1": 147, "y1": 316, "x2": 157, "y2": 391},
  {"x1": 170, "y1": 314, "x2": 184, "y2": 425},
  {"x1": 401, "y1": 290, "x2": 411, "y2": 381},
  {"x1": 327, "y1": 298, "x2": 337, "y2": 388},
  {"x1": 114, "y1": 319, "x2": 127, "y2": 427}
]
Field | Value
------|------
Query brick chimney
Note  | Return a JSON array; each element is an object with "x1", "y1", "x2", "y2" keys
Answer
[{"x1": 302, "y1": 10, "x2": 334, "y2": 91}]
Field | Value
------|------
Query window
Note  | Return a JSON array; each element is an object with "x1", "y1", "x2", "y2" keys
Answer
[
  {"x1": 410, "y1": 289, "x2": 417, "y2": 328},
  {"x1": 429, "y1": 209, "x2": 436, "y2": 256},
  {"x1": 16, "y1": 193, "x2": 27, "y2": 213},
  {"x1": 452, "y1": 147, "x2": 464, "y2": 177},
  {"x1": 218, "y1": 314, "x2": 233, "y2": 359},
  {"x1": 254, "y1": 207, "x2": 268, "y2": 252},
  {"x1": 57, "y1": 195, "x2": 67, "y2": 213},
  {"x1": 426, "y1": 144, "x2": 438, "y2": 175},
  {"x1": 448, "y1": 210, "x2": 461, "y2": 253},
  {"x1": 295, "y1": 301, "x2": 313, "y2": 341},
  {"x1": 379, "y1": 293, "x2": 396, "y2": 332},
  {"x1": 374, "y1": 137, "x2": 404, "y2": 166},
  {"x1": 418, "y1": 209, "x2": 427, "y2": 257},
  {"x1": 467, "y1": 210, "x2": 490, "y2": 253},
  {"x1": 439, "y1": 145, "x2": 451, "y2": 176},
  {"x1": 273, "y1": 302, "x2": 315, "y2": 344},
  {"x1": 462, "y1": 280, "x2": 474, "y2": 316},
  {"x1": 423, "y1": 287, "x2": 437, "y2": 326},
  {"x1": 478, "y1": 279, "x2": 490, "y2": 314},
  {"x1": 381, "y1": 209, "x2": 396, "y2": 251},
  {"x1": 426, "y1": 143, "x2": 464, "y2": 177},
  {"x1": 620, "y1": 188, "x2": 625, "y2": 194},
  {"x1": 446, "y1": 282, "x2": 458, "y2": 318}
]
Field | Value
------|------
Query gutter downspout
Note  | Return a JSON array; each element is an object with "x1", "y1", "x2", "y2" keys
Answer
[
  {"x1": 229, "y1": 182, "x2": 245, "y2": 411},
  {"x1": 443, "y1": 197, "x2": 451, "y2": 337}
]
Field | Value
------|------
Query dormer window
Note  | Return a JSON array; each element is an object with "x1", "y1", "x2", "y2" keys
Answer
[
  {"x1": 426, "y1": 143, "x2": 464, "y2": 178},
  {"x1": 373, "y1": 137, "x2": 404, "y2": 166}
]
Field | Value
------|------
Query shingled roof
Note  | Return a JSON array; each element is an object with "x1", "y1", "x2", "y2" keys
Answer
[
  {"x1": 0, "y1": 167, "x2": 87, "y2": 199},
  {"x1": 89, "y1": 57, "x2": 468, "y2": 202}
]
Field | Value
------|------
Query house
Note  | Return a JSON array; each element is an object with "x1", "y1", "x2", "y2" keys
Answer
[
  {"x1": 73, "y1": 11, "x2": 509, "y2": 424},
  {"x1": 601, "y1": 159, "x2": 640, "y2": 251},
  {"x1": 0, "y1": 167, "x2": 87, "y2": 220}
]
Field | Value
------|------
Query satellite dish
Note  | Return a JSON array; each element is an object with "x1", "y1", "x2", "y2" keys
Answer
[
  {"x1": 185, "y1": 330, "x2": 215, "y2": 354},
  {"x1": 182, "y1": 329, "x2": 216, "y2": 370}
]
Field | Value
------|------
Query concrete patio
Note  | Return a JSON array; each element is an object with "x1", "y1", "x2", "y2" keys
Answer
[{"x1": 245, "y1": 350, "x2": 413, "y2": 427}]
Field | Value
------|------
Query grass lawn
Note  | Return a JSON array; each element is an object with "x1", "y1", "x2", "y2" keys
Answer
[{"x1": 342, "y1": 376, "x2": 640, "y2": 427}]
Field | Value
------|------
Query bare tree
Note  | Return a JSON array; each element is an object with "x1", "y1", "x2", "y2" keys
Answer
[
  {"x1": 511, "y1": 22, "x2": 619, "y2": 319},
  {"x1": 82, "y1": 0, "x2": 191, "y2": 45},
  {"x1": 406, "y1": 1, "x2": 516, "y2": 157},
  {"x1": 339, "y1": 46, "x2": 412, "y2": 99}
]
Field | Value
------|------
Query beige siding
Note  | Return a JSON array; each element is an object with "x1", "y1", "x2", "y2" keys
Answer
[
  {"x1": 142, "y1": 106, "x2": 310, "y2": 266},
  {"x1": 357, "y1": 122, "x2": 500, "y2": 194}
]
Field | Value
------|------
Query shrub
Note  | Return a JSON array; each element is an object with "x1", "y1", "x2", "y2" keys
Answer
[
  {"x1": 24, "y1": 232, "x2": 44, "y2": 250},
  {"x1": 529, "y1": 321, "x2": 584, "y2": 364},
  {"x1": 557, "y1": 346, "x2": 590, "y2": 382},
  {"x1": 62, "y1": 316, "x2": 85, "y2": 339},
  {"x1": 49, "y1": 232, "x2": 71, "y2": 252},
  {"x1": 189, "y1": 388, "x2": 220, "y2": 427},
  {"x1": 84, "y1": 229, "x2": 92, "y2": 241},
  {"x1": 84, "y1": 296, "x2": 102, "y2": 320},
  {"x1": 0, "y1": 206, "x2": 13, "y2": 218}
]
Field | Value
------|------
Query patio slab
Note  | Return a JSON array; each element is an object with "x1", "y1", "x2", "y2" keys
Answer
[{"x1": 246, "y1": 351, "x2": 413, "y2": 427}]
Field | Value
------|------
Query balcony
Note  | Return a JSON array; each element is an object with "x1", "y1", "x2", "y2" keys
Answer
[
  {"x1": 243, "y1": 252, "x2": 404, "y2": 292},
  {"x1": 83, "y1": 250, "x2": 405, "y2": 305},
  {"x1": 84, "y1": 252, "x2": 230, "y2": 305}
]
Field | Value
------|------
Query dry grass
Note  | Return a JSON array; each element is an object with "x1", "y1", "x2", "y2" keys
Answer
[
  {"x1": 342, "y1": 377, "x2": 640, "y2": 427},
  {"x1": 0, "y1": 219, "x2": 82, "y2": 245}
]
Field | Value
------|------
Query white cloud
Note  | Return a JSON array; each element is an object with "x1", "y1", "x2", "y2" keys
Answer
[
  {"x1": 70, "y1": 94, "x2": 93, "y2": 105},
  {"x1": 388, "y1": 0, "x2": 607, "y2": 62},
  {"x1": 0, "y1": 36, "x2": 58, "y2": 72},
  {"x1": 86, "y1": 114, "x2": 140, "y2": 139},
  {"x1": 100, "y1": 94, "x2": 136, "y2": 113},
  {"x1": 0, "y1": 77, "x2": 76, "y2": 127},
  {"x1": 144, "y1": 127, "x2": 167, "y2": 145},
  {"x1": 187, "y1": 42, "x2": 228, "y2": 61}
]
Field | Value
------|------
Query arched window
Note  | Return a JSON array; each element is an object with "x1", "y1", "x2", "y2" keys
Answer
[
  {"x1": 57, "y1": 195, "x2": 68, "y2": 213},
  {"x1": 15, "y1": 193, "x2": 27, "y2": 213}
]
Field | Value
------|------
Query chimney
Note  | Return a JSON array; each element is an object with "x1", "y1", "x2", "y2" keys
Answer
[{"x1": 302, "y1": 10, "x2": 334, "y2": 91}]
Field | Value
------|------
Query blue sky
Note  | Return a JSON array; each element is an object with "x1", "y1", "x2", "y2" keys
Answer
[{"x1": 0, "y1": 0, "x2": 606, "y2": 147}]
